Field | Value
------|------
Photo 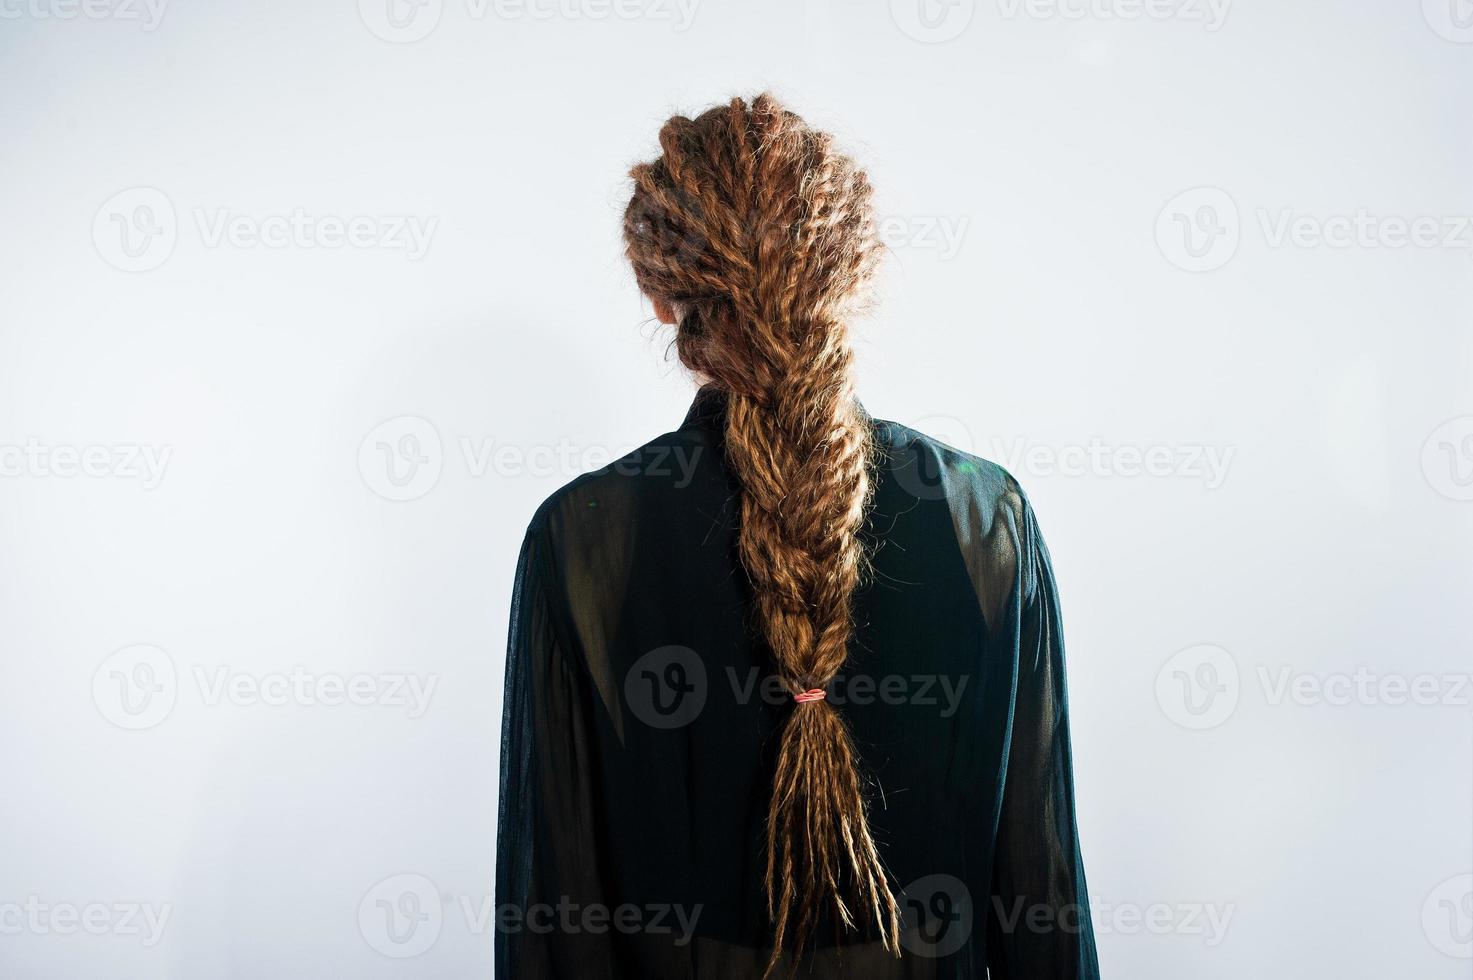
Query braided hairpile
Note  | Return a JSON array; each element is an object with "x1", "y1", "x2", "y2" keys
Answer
[{"x1": 623, "y1": 93, "x2": 898, "y2": 975}]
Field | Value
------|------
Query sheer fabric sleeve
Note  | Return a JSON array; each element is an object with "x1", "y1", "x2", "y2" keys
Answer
[
  {"x1": 495, "y1": 518, "x2": 611, "y2": 979},
  {"x1": 985, "y1": 493, "x2": 1099, "y2": 979}
]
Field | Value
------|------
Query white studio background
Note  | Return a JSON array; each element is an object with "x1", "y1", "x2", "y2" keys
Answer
[{"x1": 2, "y1": 1, "x2": 1471, "y2": 978}]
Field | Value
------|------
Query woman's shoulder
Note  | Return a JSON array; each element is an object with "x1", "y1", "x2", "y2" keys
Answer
[
  {"x1": 869, "y1": 415, "x2": 1030, "y2": 524},
  {"x1": 521, "y1": 423, "x2": 727, "y2": 544}
]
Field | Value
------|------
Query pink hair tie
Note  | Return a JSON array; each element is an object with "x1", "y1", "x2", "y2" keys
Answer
[{"x1": 793, "y1": 688, "x2": 827, "y2": 704}]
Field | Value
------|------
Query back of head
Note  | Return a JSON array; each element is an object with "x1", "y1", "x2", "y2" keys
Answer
[{"x1": 623, "y1": 94, "x2": 897, "y2": 974}]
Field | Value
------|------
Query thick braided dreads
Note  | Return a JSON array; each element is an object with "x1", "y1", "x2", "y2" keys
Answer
[{"x1": 622, "y1": 93, "x2": 898, "y2": 975}]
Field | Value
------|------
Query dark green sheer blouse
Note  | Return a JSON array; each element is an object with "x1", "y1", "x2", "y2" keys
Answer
[{"x1": 497, "y1": 387, "x2": 1099, "y2": 979}]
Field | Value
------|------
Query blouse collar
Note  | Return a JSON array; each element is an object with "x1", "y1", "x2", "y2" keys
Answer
[
  {"x1": 681, "y1": 385, "x2": 729, "y2": 432},
  {"x1": 680, "y1": 385, "x2": 873, "y2": 434}
]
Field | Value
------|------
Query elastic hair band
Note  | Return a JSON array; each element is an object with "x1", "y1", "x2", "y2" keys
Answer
[{"x1": 793, "y1": 688, "x2": 827, "y2": 704}]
